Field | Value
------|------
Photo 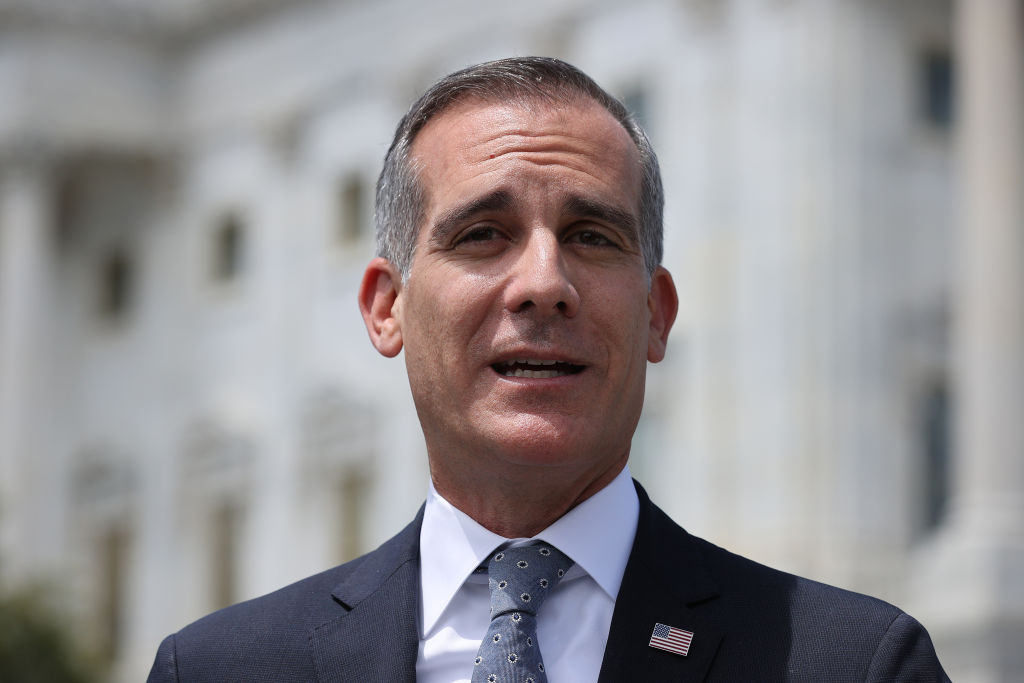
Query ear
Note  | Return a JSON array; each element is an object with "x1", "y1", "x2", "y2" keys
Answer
[
  {"x1": 647, "y1": 266, "x2": 679, "y2": 363},
  {"x1": 358, "y1": 257, "x2": 404, "y2": 358}
]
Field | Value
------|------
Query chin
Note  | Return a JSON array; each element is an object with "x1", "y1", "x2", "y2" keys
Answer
[{"x1": 480, "y1": 417, "x2": 610, "y2": 467}]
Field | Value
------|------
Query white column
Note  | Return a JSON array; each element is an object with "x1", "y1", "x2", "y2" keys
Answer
[
  {"x1": 954, "y1": 0, "x2": 1024, "y2": 531},
  {"x1": 912, "y1": 2, "x2": 1024, "y2": 682},
  {"x1": 0, "y1": 153, "x2": 53, "y2": 586}
]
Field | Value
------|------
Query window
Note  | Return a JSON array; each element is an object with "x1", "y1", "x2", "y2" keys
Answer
[
  {"x1": 55, "y1": 166, "x2": 84, "y2": 250},
  {"x1": 210, "y1": 501, "x2": 242, "y2": 610},
  {"x1": 97, "y1": 525, "x2": 130, "y2": 664},
  {"x1": 212, "y1": 213, "x2": 244, "y2": 281},
  {"x1": 337, "y1": 173, "x2": 366, "y2": 244},
  {"x1": 920, "y1": 49, "x2": 954, "y2": 129},
  {"x1": 337, "y1": 468, "x2": 369, "y2": 563},
  {"x1": 99, "y1": 249, "x2": 132, "y2": 319},
  {"x1": 920, "y1": 379, "x2": 951, "y2": 532}
]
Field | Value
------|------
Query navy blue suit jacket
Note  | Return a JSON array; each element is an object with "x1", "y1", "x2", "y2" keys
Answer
[{"x1": 148, "y1": 483, "x2": 949, "y2": 681}]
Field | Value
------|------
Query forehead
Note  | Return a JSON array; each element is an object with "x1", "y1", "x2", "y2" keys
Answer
[{"x1": 408, "y1": 96, "x2": 642, "y2": 223}]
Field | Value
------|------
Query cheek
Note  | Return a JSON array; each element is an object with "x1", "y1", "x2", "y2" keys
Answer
[
  {"x1": 404, "y1": 277, "x2": 498, "y2": 360},
  {"x1": 612, "y1": 302, "x2": 654, "y2": 377},
  {"x1": 590, "y1": 282, "x2": 650, "y2": 333}
]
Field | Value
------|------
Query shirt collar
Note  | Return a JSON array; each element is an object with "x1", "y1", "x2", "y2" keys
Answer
[{"x1": 419, "y1": 466, "x2": 639, "y2": 636}]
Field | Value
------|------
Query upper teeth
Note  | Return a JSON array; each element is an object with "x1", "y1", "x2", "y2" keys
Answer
[{"x1": 500, "y1": 359, "x2": 566, "y2": 378}]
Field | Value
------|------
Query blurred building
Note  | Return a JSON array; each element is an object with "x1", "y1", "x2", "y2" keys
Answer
[{"x1": 0, "y1": 0, "x2": 1020, "y2": 681}]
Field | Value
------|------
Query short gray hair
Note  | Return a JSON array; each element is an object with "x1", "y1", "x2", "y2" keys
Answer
[{"x1": 375, "y1": 56, "x2": 664, "y2": 280}]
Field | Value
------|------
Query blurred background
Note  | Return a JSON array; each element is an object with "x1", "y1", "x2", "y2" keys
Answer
[{"x1": 0, "y1": 0, "x2": 1021, "y2": 681}]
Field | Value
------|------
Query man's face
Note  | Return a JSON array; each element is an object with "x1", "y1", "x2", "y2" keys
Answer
[{"x1": 364, "y1": 96, "x2": 676, "y2": 497}]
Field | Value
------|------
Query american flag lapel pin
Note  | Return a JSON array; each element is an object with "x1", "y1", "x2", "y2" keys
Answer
[{"x1": 648, "y1": 622, "x2": 694, "y2": 657}]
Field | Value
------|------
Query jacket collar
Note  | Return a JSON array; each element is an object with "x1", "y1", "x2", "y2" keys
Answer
[
  {"x1": 597, "y1": 482, "x2": 724, "y2": 682},
  {"x1": 311, "y1": 506, "x2": 423, "y2": 683}
]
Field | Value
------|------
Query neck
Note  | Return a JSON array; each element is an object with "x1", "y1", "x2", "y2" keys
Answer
[{"x1": 429, "y1": 456, "x2": 627, "y2": 538}]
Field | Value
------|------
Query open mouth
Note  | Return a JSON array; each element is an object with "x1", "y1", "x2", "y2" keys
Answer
[{"x1": 492, "y1": 359, "x2": 586, "y2": 378}]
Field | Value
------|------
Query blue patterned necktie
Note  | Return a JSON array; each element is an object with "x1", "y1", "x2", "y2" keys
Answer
[{"x1": 471, "y1": 542, "x2": 573, "y2": 683}]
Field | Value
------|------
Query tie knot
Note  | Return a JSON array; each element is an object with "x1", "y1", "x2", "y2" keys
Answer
[{"x1": 485, "y1": 542, "x2": 572, "y2": 618}]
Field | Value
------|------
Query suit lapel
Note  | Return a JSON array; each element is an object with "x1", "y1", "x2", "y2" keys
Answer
[
  {"x1": 311, "y1": 509, "x2": 423, "y2": 683},
  {"x1": 597, "y1": 483, "x2": 724, "y2": 682}
]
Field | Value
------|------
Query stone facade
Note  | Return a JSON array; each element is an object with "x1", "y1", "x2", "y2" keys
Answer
[{"x1": 0, "y1": 0, "x2": 1018, "y2": 681}]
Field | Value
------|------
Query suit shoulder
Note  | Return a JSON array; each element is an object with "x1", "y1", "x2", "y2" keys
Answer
[
  {"x1": 686, "y1": 534, "x2": 948, "y2": 679},
  {"x1": 173, "y1": 554, "x2": 365, "y2": 645},
  {"x1": 152, "y1": 510, "x2": 423, "y2": 681},
  {"x1": 639, "y1": 492, "x2": 903, "y2": 625},
  {"x1": 624, "y1": 486, "x2": 950, "y2": 680},
  {"x1": 690, "y1": 533, "x2": 903, "y2": 623},
  {"x1": 150, "y1": 560, "x2": 359, "y2": 683}
]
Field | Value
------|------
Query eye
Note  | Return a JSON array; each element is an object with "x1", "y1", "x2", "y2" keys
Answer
[
  {"x1": 449, "y1": 225, "x2": 511, "y2": 256},
  {"x1": 455, "y1": 226, "x2": 501, "y2": 245},
  {"x1": 569, "y1": 229, "x2": 614, "y2": 247}
]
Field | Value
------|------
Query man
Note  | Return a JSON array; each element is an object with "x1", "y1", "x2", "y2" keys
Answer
[{"x1": 148, "y1": 57, "x2": 949, "y2": 682}]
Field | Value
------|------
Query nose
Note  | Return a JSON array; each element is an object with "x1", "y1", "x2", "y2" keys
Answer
[{"x1": 504, "y1": 229, "x2": 580, "y2": 317}]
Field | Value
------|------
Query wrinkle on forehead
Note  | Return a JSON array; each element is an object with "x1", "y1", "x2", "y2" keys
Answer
[
  {"x1": 482, "y1": 108, "x2": 632, "y2": 152},
  {"x1": 475, "y1": 132, "x2": 616, "y2": 170},
  {"x1": 416, "y1": 98, "x2": 639, "y2": 170}
]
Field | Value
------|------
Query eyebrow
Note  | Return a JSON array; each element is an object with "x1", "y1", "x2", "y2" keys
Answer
[{"x1": 428, "y1": 190, "x2": 513, "y2": 246}]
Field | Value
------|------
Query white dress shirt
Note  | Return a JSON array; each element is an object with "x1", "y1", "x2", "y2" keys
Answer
[{"x1": 416, "y1": 466, "x2": 639, "y2": 683}]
